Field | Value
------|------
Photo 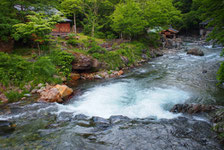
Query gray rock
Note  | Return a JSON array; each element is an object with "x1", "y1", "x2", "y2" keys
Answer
[{"x1": 187, "y1": 48, "x2": 204, "y2": 56}]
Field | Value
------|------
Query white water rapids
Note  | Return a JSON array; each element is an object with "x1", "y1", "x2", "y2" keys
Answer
[
  {"x1": 58, "y1": 80, "x2": 190, "y2": 119},
  {"x1": 56, "y1": 43, "x2": 223, "y2": 120}
]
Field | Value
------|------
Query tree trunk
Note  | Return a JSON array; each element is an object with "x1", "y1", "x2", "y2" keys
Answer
[
  {"x1": 120, "y1": 33, "x2": 123, "y2": 39},
  {"x1": 73, "y1": 13, "x2": 77, "y2": 35},
  {"x1": 91, "y1": 20, "x2": 95, "y2": 37},
  {"x1": 37, "y1": 43, "x2": 41, "y2": 56}
]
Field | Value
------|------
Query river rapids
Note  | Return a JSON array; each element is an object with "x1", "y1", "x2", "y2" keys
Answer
[{"x1": 0, "y1": 39, "x2": 224, "y2": 150}]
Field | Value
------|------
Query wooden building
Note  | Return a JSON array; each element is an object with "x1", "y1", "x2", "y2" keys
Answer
[
  {"x1": 161, "y1": 28, "x2": 179, "y2": 39},
  {"x1": 51, "y1": 19, "x2": 72, "y2": 37},
  {"x1": 199, "y1": 20, "x2": 213, "y2": 39}
]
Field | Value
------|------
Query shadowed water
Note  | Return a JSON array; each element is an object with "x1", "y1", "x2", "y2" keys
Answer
[{"x1": 0, "y1": 40, "x2": 224, "y2": 149}]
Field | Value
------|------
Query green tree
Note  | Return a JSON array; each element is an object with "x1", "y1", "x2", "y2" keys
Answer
[
  {"x1": 111, "y1": 0, "x2": 147, "y2": 39},
  {"x1": 143, "y1": 0, "x2": 182, "y2": 29},
  {"x1": 13, "y1": 12, "x2": 61, "y2": 55},
  {"x1": 60, "y1": 0, "x2": 82, "y2": 35}
]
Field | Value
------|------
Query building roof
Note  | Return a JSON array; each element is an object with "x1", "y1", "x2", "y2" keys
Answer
[
  {"x1": 14, "y1": 5, "x2": 72, "y2": 23},
  {"x1": 161, "y1": 27, "x2": 179, "y2": 34},
  {"x1": 14, "y1": 5, "x2": 35, "y2": 11},
  {"x1": 199, "y1": 19, "x2": 213, "y2": 25},
  {"x1": 61, "y1": 18, "x2": 72, "y2": 22}
]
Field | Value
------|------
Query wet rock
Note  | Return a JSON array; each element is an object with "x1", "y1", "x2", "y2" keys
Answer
[
  {"x1": 55, "y1": 85, "x2": 73, "y2": 98},
  {"x1": 77, "y1": 120, "x2": 92, "y2": 127},
  {"x1": 70, "y1": 73, "x2": 81, "y2": 81},
  {"x1": 72, "y1": 52, "x2": 101, "y2": 72},
  {"x1": 0, "y1": 120, "x2": 16, "y2": 136},
  {"x1": 141, "y1": 54, "x2": 149, "y2": 60},
  {"x1": 150, "y1": 49, "x2": 163, "y2": 58},
  {"x1": 38, "y1": 84, "x2": 73, "y2": 103},
  {"x1": 94, "y1": 75, "x2": 102, "y2": 79},
  {"x1": 202, "y1": 70, "x2": 208, "y2": 73},
  {"x1": 0, "y1": 93, "x2": 8, "y2": 103},
  {"x1": 92, "y1": 117, "x2": 110, "y2": 129},
  {"x1": 170, "y1": 104, "x2": 217, "y2": 114},
  {"x1": 74, "y1": 114, "x2": 89, "y2": 120},
  {"x1": 117, "y1": 70, "x2": 124, "y2": 76},
  {"x1": 187, "y1": 48, "x2": 204, "y2": 56},
  {"x1": 109, "y1": 115, "x2": 130, "y2": 124}
]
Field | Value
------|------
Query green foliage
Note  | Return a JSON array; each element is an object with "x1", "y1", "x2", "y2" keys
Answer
[
  {"x1": 88, "y1": 45, "x2": 107, "y2": 54},
  {"x1": 32, "y1": 57, "x2": 58, "y2": 84},
  {"x1": 0, "y1": 52, "x2": 66, "y2": 88},
  {"x1": 81, "y1": 37, "x2": 98, "y2": 50},
  {"x1": 0, "y1": 52, "x2": 32, "y2": 86},
  {"x1": 144, "y1": 0, "x2": 182, "y2": 29},
  {"x1": 13, "y1": 12, "x2": 61, "y2": 50},
  {"x1": 67, "y1": 33, "x2": 78, "y2": 46},
  {"x1": 173, "y1": 0, "x2": 193, "y2": 14},
  {"x1": 217, "y1": 62, "x2": 224, "y2": 84},
  {"x1": 90, "y1": 42, "x2": 148, "y2": 70},
  {"x1": 49, "y1": 50, "x2": 75, "y2": 77},
  {"x1": 111, "y1": 0, "x2": 147, "y2": 39},
  {"x1": 200, "y1": 0, "x2": 224, "y2": 45},
  {"x1": 4, "y1": 91, "x2": 26, "y2": 103}
]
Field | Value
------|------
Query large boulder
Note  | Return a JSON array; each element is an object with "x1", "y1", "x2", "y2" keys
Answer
[
  {"x1": 0, "y1": 120, "x2": 16, "y2": 136},
  {"x1": 187, "y1": 48, "x2": 204, "y2": 56},
  {"x1": 38, "y1": 84, "x2": 73, "y2": 103},
  {"x1": 72, "y1": 53, "x2": 101, "y2": 72},
  {"x1": 170, "y1": 104, "x2": 217, "y2": 114}
]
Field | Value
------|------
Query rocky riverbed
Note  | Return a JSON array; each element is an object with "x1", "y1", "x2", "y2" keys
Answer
[{"x1": 0, "y1": 39, "x2": 224, "y2": 149}]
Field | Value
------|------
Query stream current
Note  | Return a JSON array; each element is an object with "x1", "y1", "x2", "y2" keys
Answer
[{"x1": 0, "y1": 40, "x2": 224, "y2": 149}]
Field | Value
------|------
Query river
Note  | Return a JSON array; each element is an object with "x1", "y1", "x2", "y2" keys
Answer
[{"x1": 0, "y1": 39, "x2": 224, "y2": 149}]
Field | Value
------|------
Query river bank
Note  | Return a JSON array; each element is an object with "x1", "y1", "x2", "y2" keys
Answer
[{"x1": 1, "y1": 38, "x2": 224, "y2": 149}]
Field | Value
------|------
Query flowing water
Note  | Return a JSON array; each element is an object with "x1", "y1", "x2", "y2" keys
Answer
[{"x1": 0, "y1": 40, "x2": 224, "y2": 150}]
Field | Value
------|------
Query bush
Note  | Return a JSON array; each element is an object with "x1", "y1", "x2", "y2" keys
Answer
[
  {"x1": 49, "y1": 50, "x2": 75, "y2": 77},
  {"x1": 88, "y1": 45, "x2": 107, "y2": 54},
  {"x1": 32, "y1": 56, "x2": 58, "y2": 84},
  {"x1": 0, "y1": 52, "x2": 32, "y2": 86},
  {"x1": 67, "y1": 33, "x2": 78, "y2": 46},
  {"x1": 81, "y1": 37, "x2": 98, "y2": 50},
  {"x1": 0, "y1": 51, "x2": 73, "y2": 88},
  {"x1": 5, "y1": 91, "x2": 26, "y2": 103}
]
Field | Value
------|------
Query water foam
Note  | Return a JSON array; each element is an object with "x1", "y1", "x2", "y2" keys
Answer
[{"x1": 58, "y1": 81, "x2": 190, "y2": 119}]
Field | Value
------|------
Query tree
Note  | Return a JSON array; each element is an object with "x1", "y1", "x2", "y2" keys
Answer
[
  {"x1": 60, "y1": 0, "x2": 81, "y2": 35},
  {"x1": 111, "y1": 0, "x2": 147, "y2": 39},
  {"x1": 173, "y1": 0, "x2": 193, "y2": 14},
  {"x1": 143, "y1": 0, "x2": 182, "y2": 29},
  {"x1": 199, "y1": 0, "x2": 224, "y2": 45},
  {"x1": 13, "y1": 12, "x2": 61, "y2": 55},
  {"x1": 198, "y1": 0, "x2": 224, "y2": 84}
]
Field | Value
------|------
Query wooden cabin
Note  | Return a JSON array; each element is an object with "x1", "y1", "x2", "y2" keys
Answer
[
  {"x1": 51, "y1": 19, "x2": 72, "y2": 37},
  {"x1": 161, "y1": 28, "x2": 179, "y2": 39},
  {"x1": 199, "y1": 20, "x2": 213, "y2": 39}
]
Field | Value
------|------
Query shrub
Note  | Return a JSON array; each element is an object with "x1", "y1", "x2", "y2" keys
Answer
[
  {"x1": 88, "y1": 45, "x2": 107, "y2": 54},
  {"x1": 67, "y1": 33, "x2": 78, "y2": 46},
  {"x1": 0, "y1": 52, "x2": 32, "y2": 86},
  {"x1": 49, "y1": 50, "x2": 75, "y2": 77},
  {"x1": 5, "y1": 91, "x2": 26, "y2": 103},
  {"x1": 32, "y1": 56, "x2": 58, "y2": 84}
]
